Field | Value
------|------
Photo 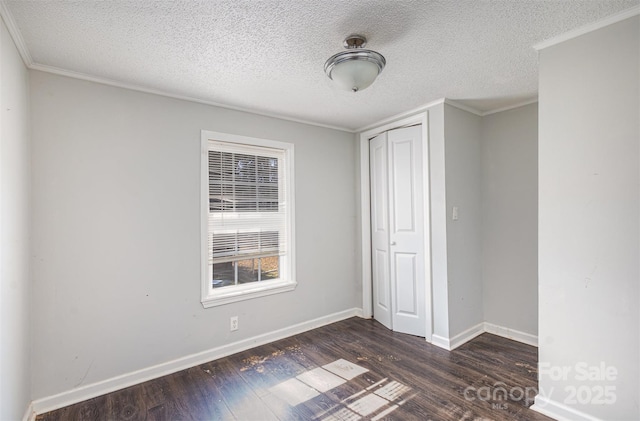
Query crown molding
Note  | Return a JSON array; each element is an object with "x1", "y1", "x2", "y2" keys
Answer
[
  {"x1": 534, "y1": 5, "x2": 640, "y2": 51},
  {"x1": 3, "y1": 0, "x2": 353, "y2": 133},
  {"x1": 443, "y1": 99, "x2": 484, "y2": 116},
  {"x1": 481, "y1": 97, "x2": 538, "y2": 116},
  {"x1": 355, "y1": 95, "x2": 544, "y2": 133},
  {"x1": 29, "y1": 63, "x2": 354, "y2": 133},
  {"x1": 0, "y1": 0, "x2": 33, "y2": 66},
  {"x1": 355, "y1": 98, "x2": 448, "y2": 132}
]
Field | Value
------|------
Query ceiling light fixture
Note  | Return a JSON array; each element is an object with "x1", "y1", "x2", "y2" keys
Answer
[{"x1": 324, "y1": 35, "x2": 386, "y2": 93}]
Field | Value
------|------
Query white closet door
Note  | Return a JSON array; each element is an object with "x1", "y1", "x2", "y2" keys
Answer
[
  {"x1": 370, "y1": 132, "x2": 392, "y2": 330},
  {"x1": 387, "y1": 125, "x2": 425, "y2": 337},
  {"x1": 370, "y1": 125, "x2": 426, "y2": 337}
]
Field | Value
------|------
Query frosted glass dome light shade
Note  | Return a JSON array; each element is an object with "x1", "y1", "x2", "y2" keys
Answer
[{"x1": 324, "y1": 35, "x2": 386, "y2": 92}]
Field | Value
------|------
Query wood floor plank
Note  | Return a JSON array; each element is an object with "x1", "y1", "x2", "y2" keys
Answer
[
  {"x1": 36, "y1": 318, "x2": 552, "y2": 421},
  {"x1": 203, "y1": 357, "x2": 279, "y2": 420},
  {"x1": 229, "y1": 341, "x2": 324, "y2": 420},
  {"x1": 104, "y1": 386, "x2": 147, "y2": 421},
  {"x1": 170, "y1": 367, "x2": 235, "y2": 420}
]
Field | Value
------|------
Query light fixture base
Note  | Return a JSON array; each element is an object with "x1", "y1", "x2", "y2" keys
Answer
[{"x1": 343, "y1": 35, "x2": 367, "y2": 49}]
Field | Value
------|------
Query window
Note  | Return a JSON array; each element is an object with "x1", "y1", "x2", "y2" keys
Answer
[{"x1": 201, "y1": 131, "x2": 296, "y2": 307}]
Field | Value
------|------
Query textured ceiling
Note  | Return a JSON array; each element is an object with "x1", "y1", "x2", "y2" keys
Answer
[{"x1": 3, "y1": 0, "x2": 638, "y2": 131}]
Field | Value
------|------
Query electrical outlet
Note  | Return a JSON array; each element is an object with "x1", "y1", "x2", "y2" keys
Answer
[{"x1": 230, "y1": 316, "x2": 238, "y2": 331}]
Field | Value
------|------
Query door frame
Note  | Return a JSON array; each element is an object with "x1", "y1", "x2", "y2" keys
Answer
[{"x1": 359, "y1": 111, "x2": 433, "y2": 342}]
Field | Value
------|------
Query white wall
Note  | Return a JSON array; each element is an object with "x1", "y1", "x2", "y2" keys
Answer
[
  {"x1": 444, "y1": 104, "x2": 483, "y2": 337},
  {"x1": 427, "y1": 103, "x2": 451, "y2": 339},
  {"x1": 481, "y1": 103, "x2": 538, "y2": 336},
  {"x1": 536, "y1": 15, "x2": 639, "y2": 420},
  {"x1": 0, "y1": 17, "x2": 31, "y2": 420},
  {"x1": 30, "y1": 71, "x2": 359, "y2": 400}
]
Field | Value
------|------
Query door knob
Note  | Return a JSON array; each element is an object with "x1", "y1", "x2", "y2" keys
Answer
[{"x1": 390, "y1": 241, "x2": 397, "y2": 246}]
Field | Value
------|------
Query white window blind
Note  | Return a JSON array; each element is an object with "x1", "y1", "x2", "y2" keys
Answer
[
  {"x1": 201, "y1": 131, "x2": 295, "y2": 308},
  {"x1": 207, "y1": 141, "x2": 288, "y2": 266}
]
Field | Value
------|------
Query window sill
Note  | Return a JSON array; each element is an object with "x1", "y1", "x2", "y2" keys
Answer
[{"x1": 201, "y1": 279, "x2": 297, "y2": 308}]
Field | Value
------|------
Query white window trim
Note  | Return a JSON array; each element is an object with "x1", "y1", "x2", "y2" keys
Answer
[{"x1": 201, "y1": 130, "x2": 296, "y2": 308}]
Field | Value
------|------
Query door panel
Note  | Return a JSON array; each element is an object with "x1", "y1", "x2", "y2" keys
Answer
[
  {"x1": 387, "y1": 125, "x2": 426, "y2": 337},
  {"x1": 390, "y1": 139, "x2": 415, "y2": 233},
  {"x1": 394, "y1": 253, "x2": 418, "y2": 315},
  {"x1": 372, "y1": 143, "x2": 388, "y2": 233},
  {"x1": 370, "y1": 133, "x2": 391, "y2": 330},
  {"x1": 375, "y1": 249, "x2": 390, "y2": 310}
]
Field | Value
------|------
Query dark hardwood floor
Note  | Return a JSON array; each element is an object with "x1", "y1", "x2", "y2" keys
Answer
[{"x1": 37, "y1": 318, "x2": 552, "y2": 420}]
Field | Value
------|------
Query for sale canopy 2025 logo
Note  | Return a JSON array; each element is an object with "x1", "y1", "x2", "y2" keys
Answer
[
  {"x1": 539, "y1": 361, "x2": 617, "y2": 405},
  {"x1": 463, "y1": 361, "x2": 617, "y2": 410}
]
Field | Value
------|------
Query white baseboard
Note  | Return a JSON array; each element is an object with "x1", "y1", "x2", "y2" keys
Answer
[
  {"x1": 431, "y1": 322, "x2": 538, "y2": 351},
  {"x1": 22, "y1": 401, "x2": 35, "y2": 421},
  {"x1": 531, "y1": 395, "x2": 603, "y2": 421},
  {"x1": 483, "y1": 322, "x2": 538, "y2": 347},
  {"x1": 450, "y1": 323, "x2": 485, "y2": 350},
  {"x1": 430, "y1": 334, "x2": 451, "y2": 350},
  {"x1": 32, "y1": 307, "x2": 362, "y2": 416},
  {"x1": 431, "y1": 323, "x2": 485, "y2": 351}
]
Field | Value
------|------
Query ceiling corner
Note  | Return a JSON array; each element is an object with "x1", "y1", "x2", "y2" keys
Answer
[
  {"x1": 533, "y1": 4, "x2": 640, "y2": 51},
  {"x1": 0, "y1": 0, "x2": 33, "y2": 66},
  {"x1": 443, "y1": 99, "x2": 484, "y2": 116}
]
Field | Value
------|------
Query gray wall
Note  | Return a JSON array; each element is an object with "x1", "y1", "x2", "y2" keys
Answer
[
  {"x1": 30, "y1": 71, "x2": 359, "y2": 399},
  {"x1": 427, "y1": 102, "x2": 537, "y2": 343},
  {"x1": 481, "y1": 103, "x2": 538, "y2": 335},
  {"x1": 0, "y1": 18, "x2": 31, "y2": 420},
  {"x1": 444, "y1": 105, "x2": 483, "y2": 337},
  {"x1": 538, "y1": 16, "x2": 639, "y2": 419}
]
